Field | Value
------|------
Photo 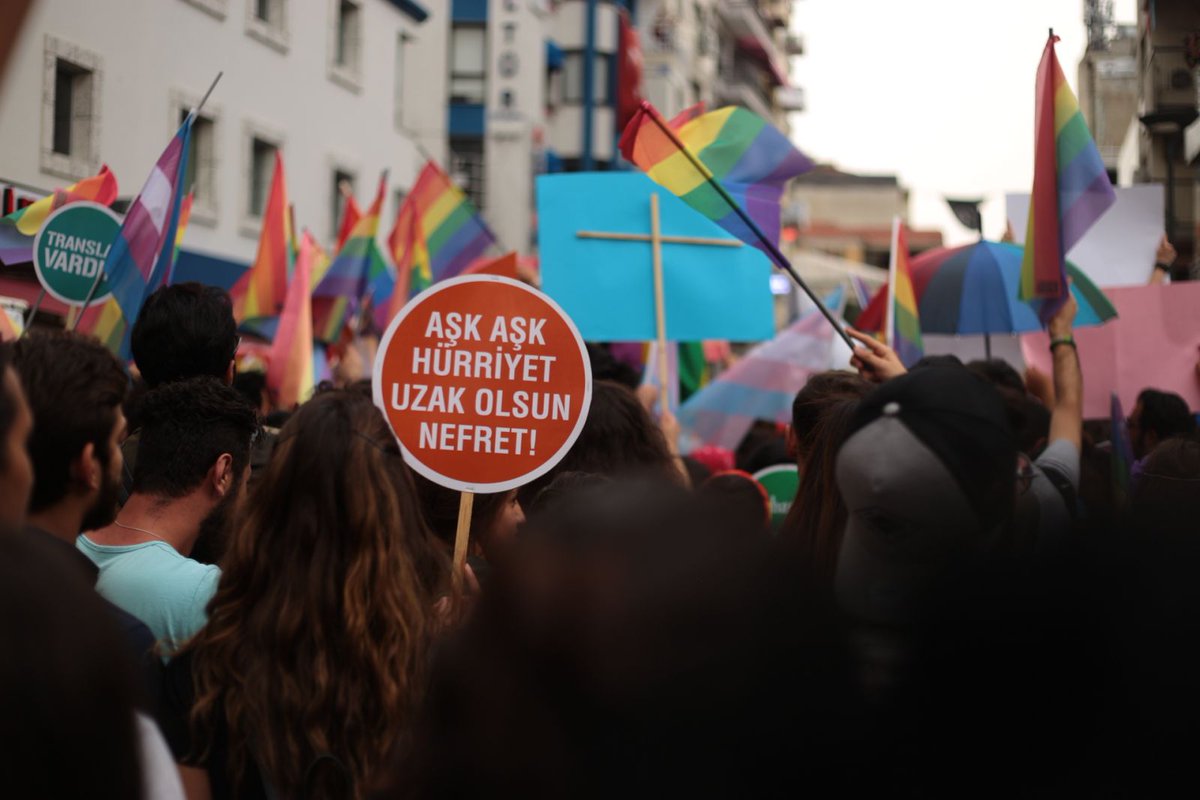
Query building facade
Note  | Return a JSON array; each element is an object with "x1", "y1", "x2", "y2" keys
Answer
[
  {"x1": 0, "y1": 0, "x2": 445, "y2": 285},
  {"x1": 1120, "y1": 0, "x2": 1200, "y2": 274}
]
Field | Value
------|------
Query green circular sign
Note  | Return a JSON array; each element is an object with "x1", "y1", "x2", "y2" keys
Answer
[
  {"x1": 752, "y1": 464, "x2": 800, "y2": 533},
  {"x1": 33, "y1": 201, "x2": 119, "y2": 306}
]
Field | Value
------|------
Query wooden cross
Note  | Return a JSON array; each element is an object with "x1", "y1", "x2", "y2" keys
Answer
[{"x1": 576, "y1": 192, "x2": 742, "y2": 416}]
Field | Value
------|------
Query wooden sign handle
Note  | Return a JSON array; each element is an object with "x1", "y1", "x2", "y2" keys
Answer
[{"x1": 451, "y1": 490, "x2": 474, "y2": 593}]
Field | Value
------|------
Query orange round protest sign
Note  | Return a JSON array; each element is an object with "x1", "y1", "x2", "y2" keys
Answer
[{"x1": 373, "y1": 275, "x2": 593, "y2": 493}]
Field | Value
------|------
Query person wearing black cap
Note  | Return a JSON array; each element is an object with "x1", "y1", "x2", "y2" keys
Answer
[
  {"x1": 846, "y1": 295, "x2": 1084, "y2": 546},
  {"x1": 833, "y1": 363, "x2": 1018, "y2": 627}
]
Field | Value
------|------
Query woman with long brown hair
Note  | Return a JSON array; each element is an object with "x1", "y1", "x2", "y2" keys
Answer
[
  {"x1": 778, "y1": 372, "x2": 869, "y2": 588},
  {"x1": 159, "y1": 390, "x2": 446, "y2": 800}
]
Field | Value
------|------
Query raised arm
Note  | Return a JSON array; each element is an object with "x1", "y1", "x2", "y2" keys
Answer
[
  {"x1": 1149, "y1": 235, "x2": 1176, "y2": 285},
  {"x1": 1046, "y1": 295, "x2": 1082, "y2": 451}
]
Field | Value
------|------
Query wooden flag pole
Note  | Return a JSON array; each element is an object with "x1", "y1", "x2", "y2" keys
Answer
[
  {"x1": 650, "y1": 193, "x2": 670, "y2": 418},
  {"x1": 451, "y1": 490, "x2": 475, "y2": 595}
]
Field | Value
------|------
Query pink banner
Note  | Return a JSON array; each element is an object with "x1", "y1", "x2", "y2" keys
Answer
[{"x1": 1021, "y1": 283, "x2": 1200, "y2": 418}]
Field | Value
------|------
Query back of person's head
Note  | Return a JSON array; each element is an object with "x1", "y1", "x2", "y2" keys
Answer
[
  {"x1": 133, "y1": 376, "x2": 257, "y2": 498},
  {"x1": 834, "y1": 365, "x2": 1016, "y2": 624},
  {"x1": 231, "y1": 369, "x2": 268, "y2": 416},
  {"x1": 1132, "y1": 434, "x2": 1200, "y2": 535},
  {"x1": 995, "y1": 385, "x2": 1051, "y2": 457},
  {"x1": 517, "y1": 380, "x2": 675, "y2": 507},
  {"x1": 0, "y1": 532, "x2": 143, "y2": 800},
  {"x1": 1136, "y1": 389, "x2": 1195, "y2": 446},
  {"x1": 791, "y1": 371, "x2": 869, "y2": 459},
  {"x1": 698, "y1": 470, "x2": 771, "y2": 536},
  {"x1": 131, "y1": 282, "x2": 237, "y2": 389},
  {"x1": 0, "y1": 344, "x2": 33, "y2": 527},
  {"x1": 390, "y1": 477, "x2": 859, "y2": 797},
  {"x1": 967, "y1": 358, "x2": 1026, "y2": 394},
  {"x1": 186, "y1": 390, "x2": 443, "y2": 798},
  {"x1": 12, "y1": 331, "x2": 127, "y2": 513},
  {"x1": 415, "y1": 473, "x2": 522, "y2": 562},
  {"x1": 779, "y1": 396, "x2": 862, "y2": 585}
]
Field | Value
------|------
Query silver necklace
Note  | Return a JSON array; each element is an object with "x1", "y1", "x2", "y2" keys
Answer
[{"x1": 113, "y1": 520, "x2": 170, "y2": 545}]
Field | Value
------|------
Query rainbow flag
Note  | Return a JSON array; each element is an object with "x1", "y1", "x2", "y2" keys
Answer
[
  {"x1": 0, "y1": 307, "x2": 23, "y2": 342},
  {"x1": 231, "y1": 152, "x2": 292, "y2": 325},
  {"x1": 402, "y1": 161, "x2": 495, "y2": 283},
  {"x1": 6, "y1": 165, "x2": 118, "y2": 235},
  {"x1": 619, "y1": 102, "x2": 813, "y2": 253},
  {"x1": 376, "y1": 192, "x2": 430, "y2": 329},
  {"x1": 886, "y1": 217, "x2": 923, "y2": 367},
  {"x1": 0, "y1": 166, "x2": 119, "y2": 265},
  {"x1": 102, "y1": 118, "x2": 192, "y2": 358},
  {"x1": 1020, "y1": 32, "x2": 1115, "y2": 321},
  {"x1": 312, "y1": 174, "x2": 387, "y2": 341},
  {"x1": 267, "y1": 230, "x2": 317, "y2": 409},
  {"x1": 335, "y1": 192, "x2": 362, "y2": 252}
]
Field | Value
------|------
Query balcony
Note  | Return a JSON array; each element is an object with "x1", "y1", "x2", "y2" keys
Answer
[
  {"x1": 715, "y1": 64, "x2": 773, "y2": 120},
  {"x1": 775, "y1": 85, "x2": 805, "y2": 113},
  {"x1": 718, "y1": 1, "x2": 789, "y2": 86}
]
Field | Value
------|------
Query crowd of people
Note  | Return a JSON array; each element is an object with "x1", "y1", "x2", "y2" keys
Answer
[{"x1": 2, "y1": 281, "x2": 1199, "y2": 799}]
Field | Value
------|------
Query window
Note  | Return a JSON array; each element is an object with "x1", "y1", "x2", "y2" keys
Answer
[
  {"x1": 449, "y1": 139, "x2": 485, "y2": 212},
  {"x1": 450, "y1": 25, "x2": 486, "y2": 104},
  {"x1": 331, "y1": 168, "x2": 356, "y2": 240},
  {"x1": 41, "y1": 36, "x2": 102, "y2": 179},
  {"x1": 561, "y1": 52, "x2": 611, "y2": 105},
  {"x1": 176, "y1": 104, "x2": 217, "y2": 223},
  {"x1": 245, "y1": 0, "x2": 288, "y2": 53},
  {"x1": 249, "y1": 137, "x2": 277, "y2": 218},
  {"x1": 241, "y1": 121, "x2": 284, "y2": 234},
  {"x1": 328, "y1": 0, "x2": 363, "y2": 91}
]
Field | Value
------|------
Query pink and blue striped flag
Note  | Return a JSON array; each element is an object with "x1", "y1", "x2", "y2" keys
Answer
[
  {"x1": 102, "y1": 118, "x2": 192, "y2": 356},
  {"x1": 679, "y1": 287, "x2": 846, "y2": 452}
]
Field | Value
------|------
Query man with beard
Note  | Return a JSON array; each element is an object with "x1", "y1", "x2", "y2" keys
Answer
[
  {"x1": 80, "y1": 376, "x2": 257, "y2": 651},
  {"x1": 11, "y1": 332, "x2": 160, "y2": 671},
  {"x1": 13, "y1": 332, "x2": 128, "y2": 548}
]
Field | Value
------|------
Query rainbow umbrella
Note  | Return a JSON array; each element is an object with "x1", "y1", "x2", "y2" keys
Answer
[{"x1": 858, "y1": 241, "x2": 1117, "y2": 336}]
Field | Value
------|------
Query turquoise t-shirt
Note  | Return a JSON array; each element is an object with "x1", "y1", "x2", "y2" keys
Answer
[{"x1": 77, "y1": 536, "x2": 220, "y2": 652}]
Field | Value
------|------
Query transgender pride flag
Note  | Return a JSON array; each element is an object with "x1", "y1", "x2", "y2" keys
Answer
[{"x1": 102, "y1": 119, "x2": 192, "y2": 355}]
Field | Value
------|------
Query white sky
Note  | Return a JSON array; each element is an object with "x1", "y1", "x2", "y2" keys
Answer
[{"x1": 788, "y1": 0, "x2": 1137, "y2": 246}]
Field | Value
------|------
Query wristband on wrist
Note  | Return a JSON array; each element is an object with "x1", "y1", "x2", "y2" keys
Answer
[
  {"x1": 1154, "y1": 262, "x2": 1173, "y2": 273},
  {"x1": 1049, "y1": 336, "x2": 1076, "y2": 353}
]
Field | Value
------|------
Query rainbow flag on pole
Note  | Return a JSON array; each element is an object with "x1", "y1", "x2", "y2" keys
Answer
[
  {"x1": 375, "y1": 160, "x2": 494, "y2": 329},
  {"x1": 231, "y1": 151, "x2": 292, "y2": 325},
  {"x1": 311, "y1": 173, "x2": 387, "y2": 342},
  {"x1": 376, "y1": 192, "x2": 431, "y2": 329},
  {"x1": 619, "y1": 102, "x2": 813, "y2": 253},
  {"x1": 1020, "y1": 32, "x2": 1115, "y2": 321},
  {"x1": 267, "y1": 230, "x2": 317, "y2": 408},
  {"x1": 885, "y1": 217, "x2": 923, "y2": 368},
  {"x1": 102, "y1": 118, "x2": 192, "y2": 357},
  {"x1": 6, "y1": 165, "x2": 118, "y2": 235},
  {"x1": 0, "y1": 166, "x2": 119, "y2": 265},
  {"x1": 404, "y1": 161, "x2": 495, "y2": 283},
  {"x1": 335, "y1": 192, "x2": 362, "y2": 252}
]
